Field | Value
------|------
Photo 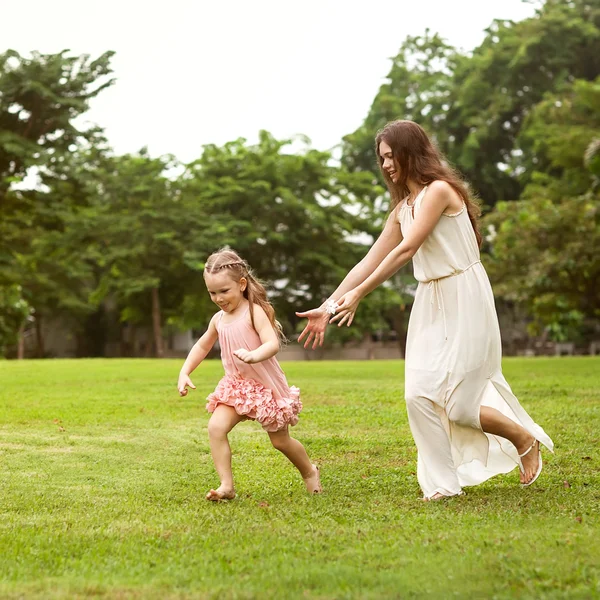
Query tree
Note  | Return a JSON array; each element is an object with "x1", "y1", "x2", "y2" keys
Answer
[
  {"x1": 79, "y1": 150, "x2": 197, "y2": 358},
  {"x1": 445, "y1": 0, "x2": 600, "y2": 205},
  {"x1": 0, "y1": 49, "x2": 114, "y2": 203},
  {"x1": 342, "y1": 1, "x2": 600, "y2": 207},
  {"x1": 341, "y1": 31, "x2": 459, "y2": 177},
  {"x1": 0, "y1": 50, "x2": 115, "y2": 356},
  {"x1": 484, "y1": 77, "x2": 600, "y2": 341},
  {"x1": 339, "y1": 1, "x2": 600, "y2": 348},
  {"x1": 179, "y1": 131, "x2": 379, "y2": 335},
  {"x1": 0, "y1": 284, "x2": 32, "y2": 358}
]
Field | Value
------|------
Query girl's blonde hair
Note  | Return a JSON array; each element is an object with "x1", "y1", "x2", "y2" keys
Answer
[{"x1": 204, "y1": 249, "x2": 286, "y2": 343}]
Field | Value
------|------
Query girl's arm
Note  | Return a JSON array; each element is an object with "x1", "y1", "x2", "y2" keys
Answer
[
  {"x1": 177, "y1": 315, "x2": 219, "y2": 395},
  {"x1": 296, "y1": 207, "x2": 403, "y2": 348},
  {"x1": 233, "y1": 305, "x2": 279, "y2": 364},
  {"x1": 331, "y1": 183, "x2": 455, "y2": 326}
]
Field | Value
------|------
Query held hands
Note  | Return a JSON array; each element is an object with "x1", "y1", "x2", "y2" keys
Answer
[
  {"x1": 233, "y1": 348, "x2": 258, "y2": 364},
  {"x1": 177, "y1": 373, "x2": 196, "y2": 397},
  {"x1": 329, "y1": 289, "x2": 362, "y2": 327}
]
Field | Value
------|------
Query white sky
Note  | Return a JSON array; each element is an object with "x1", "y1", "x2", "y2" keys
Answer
[{"x1": 3, "y1": 0, "x2": 536, "y2": 162}]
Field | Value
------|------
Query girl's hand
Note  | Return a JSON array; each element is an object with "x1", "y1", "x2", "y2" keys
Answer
[
  {"x1": 295, "y1": 307, "x2": 330, "y2": 349},
  {"x1": 178, "y1": 373, "x2": 196, "y2": 396},
  {"x1": 329, "y1": 289, "x2": 362, "y2": 327},
  {"x1": 234, "y1": 348, "x2": 257, "y2": 364}
]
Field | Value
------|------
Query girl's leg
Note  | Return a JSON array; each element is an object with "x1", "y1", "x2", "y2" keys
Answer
[
  {"x1": 206, "y1": 405, "x2": 246, "y2": 500},
  {"x1": 268, "y1": 428, "x2": 322, "y2": 493},
  {"x1": 479, "y1": 406, "x2": 539, "y2": 484}
]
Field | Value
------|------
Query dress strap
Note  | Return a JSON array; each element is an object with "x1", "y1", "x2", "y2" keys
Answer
[
  {"x1": 414, "y1": 185, "x2": 429, "y2": 208},
  {"x1": 219, "y1": 304, "x2": 251, "y2": 327}
]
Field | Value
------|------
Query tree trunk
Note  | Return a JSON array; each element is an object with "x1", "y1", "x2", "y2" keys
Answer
[
  {"x1": 151, "y1": 287, "x2": 164, "y2": 358},
  {"x1": 130, "y1": 325, "x2": 138, "y2": 357},
  {"x1": 17, "y1": 322, "x2": 25, "y2": 360},
  {"x1": 35, "y1": 314, "x2": 45, "y2": 358}
]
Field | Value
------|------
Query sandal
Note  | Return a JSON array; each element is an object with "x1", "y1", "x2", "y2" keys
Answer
[{"x1": 518, "y1": 438, "x2": 543, "y2": 487}]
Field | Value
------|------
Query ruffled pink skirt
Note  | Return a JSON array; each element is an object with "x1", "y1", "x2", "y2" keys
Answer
[{"x1": 206, "y1": 375, "x2": 302, "y2": 432}]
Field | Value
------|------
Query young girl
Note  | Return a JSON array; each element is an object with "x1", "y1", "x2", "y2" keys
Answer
[{"x1": 177, "y1": 249, "x2": 322, "y2": 500}]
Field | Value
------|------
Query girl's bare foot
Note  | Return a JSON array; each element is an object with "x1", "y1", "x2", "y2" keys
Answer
[
  {"x1": 303, "y1": 464, "x2": 322, "y2": 494},
  {"x1": 206, "y1": 485, "x2": 236, "y2": 501}
]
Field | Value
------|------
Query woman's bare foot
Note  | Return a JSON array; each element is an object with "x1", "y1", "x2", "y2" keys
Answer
[
  {"x1": 517, "y1": 437, "x2": 540, "y2": 485},
  {"x1": 303, "y1": 464, "x2": 322, "y2": 494},
  {"x1": 206, "y1": 485, "x2": 236, "y2": 501}
]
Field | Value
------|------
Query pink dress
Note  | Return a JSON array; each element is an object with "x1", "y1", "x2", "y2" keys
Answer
[{"x1": 206, "y1": 305, "x2": 302, "y2": 432}]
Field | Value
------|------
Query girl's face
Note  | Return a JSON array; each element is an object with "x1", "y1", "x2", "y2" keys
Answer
[
  {"x1": 204, "y1": 271, "x2": 247, "y2": 313},
  {"x1": 379, "y1": 141, "x2": 399, "y2": 183}
]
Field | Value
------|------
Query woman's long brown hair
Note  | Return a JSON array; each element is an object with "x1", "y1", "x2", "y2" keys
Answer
[
  {"x1": 204, "y1": 249, "x2": 286, "y2": 343},
  {"x1": 375, "y1": 120, "x2": 482, "y2": 246}
]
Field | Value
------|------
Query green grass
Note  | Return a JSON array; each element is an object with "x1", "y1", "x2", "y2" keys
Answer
[{"x1": 0, "y1": 357, "x2": 598, "y2": 599}]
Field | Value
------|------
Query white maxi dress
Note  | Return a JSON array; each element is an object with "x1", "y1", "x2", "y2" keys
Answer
[{"x1": 400, "y1": 186, "x2": 554, "y2": 499}]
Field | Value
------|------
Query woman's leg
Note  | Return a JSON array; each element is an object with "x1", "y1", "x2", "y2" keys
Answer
[
  {"x1": 479, "y1": 406, "x2": 539, "y2": 484},
  {"x1": 406, "y1": 394, "x2": 462, "y2": 500},
  {"x1": 206, "y1": 405, "x2": 246, "y2": 500},
  {"x1": 268, "y1": 428, "x2": 322, "y2": 493}
]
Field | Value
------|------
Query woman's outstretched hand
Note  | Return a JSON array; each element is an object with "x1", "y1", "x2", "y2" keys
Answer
[
  {"x1": 329, "y1": 289, "x2": 362, "y2": 327},
  {"x1": 295, "y1": 307, "x2": 330, "y2": 349}
]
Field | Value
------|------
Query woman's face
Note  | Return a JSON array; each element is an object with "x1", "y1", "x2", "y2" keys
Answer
[{"x1": 379, "y1": 141, "x2": 399, "y2": 183}]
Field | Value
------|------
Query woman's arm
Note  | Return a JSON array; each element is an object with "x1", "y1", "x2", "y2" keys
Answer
[
  {"x1": 326, "y1": 206, "x2": 403, "y2": 301},
  {"x1": 233, "y1": 305, "x2": 279, "y2": 364},
  {"x1": 296, "y1": 207, "x2": 403, "y2": 348},
  {"x1": 331, "y1": 184, "x2": 453, "y2": 326}
]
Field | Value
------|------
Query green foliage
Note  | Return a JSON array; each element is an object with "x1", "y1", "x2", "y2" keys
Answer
[
  {"x1": 178, "y1": 131, "x2": 378, "y2": 333},
  {"x1": 3, "y1": 1, "x2": 600, "y2": 355},
  {"x1": 0, "y1": 284, "x2": 31, "y2": 353},
  {"x1": 343, "y1": 1, "x2": 600, "y2": 207},
  {"x1": 447, "y1": 0, "x2": 600, "y2": 203},
  {"x1": 341, "y1": 31, "x2": 458, "y2": 177},
  {"x1": 340, "y1": 1, "x2": 600, "y2": 343},
  {"x1": 0, "y1": 49, "x2": 114, "y2": 201},
  {"x1": 484, "y1": 75, "x2": 600, "y2": 341},
  {"x1": 485, "y1": 190, "x2": 600, "y2": 341},
  {"x1": 0, "y1": 50, "x2": 115, "y2": 354},
  {"x1": 518, "y1": 77, "x2": 600, "y2": 194}
]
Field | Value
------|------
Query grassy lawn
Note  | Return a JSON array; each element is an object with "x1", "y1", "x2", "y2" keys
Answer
[{"x1": 0, "y1": 357, "x2": 598, "y2": 599}]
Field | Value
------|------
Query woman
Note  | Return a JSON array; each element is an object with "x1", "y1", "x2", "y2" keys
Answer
[{"x1": 296, "y1": 120, "x2": 553, "y2": 500}]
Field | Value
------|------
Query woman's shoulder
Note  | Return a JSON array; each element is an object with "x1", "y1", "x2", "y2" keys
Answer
[
  {"x1": 423, "y1": 180, "x2": 463, "y2": 213},
  {"x1": 426, "y1": 180, "x2": 456, "y2": 196}
]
